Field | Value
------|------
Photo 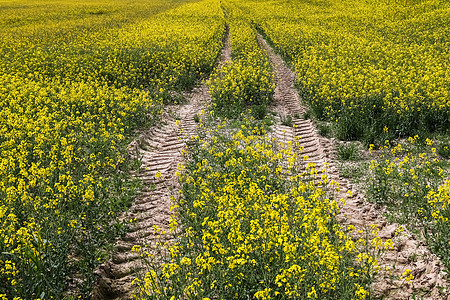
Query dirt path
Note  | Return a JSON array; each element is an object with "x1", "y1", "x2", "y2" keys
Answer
[
  {"x1": 91, "y1": 31, "x2": 231, "y2": 300},
  {"x1": 258, "y1": 34, "x2": 449, "y2": 299},
  {"x1": 221, "y1": 24, "x2": 232, "y2": 64},
  {"x1": 92, "y1": 92, "x2": 205, "y2": 299},
  {"x1": 91, "y1": 25, "x2": 447, "y2": 299}
]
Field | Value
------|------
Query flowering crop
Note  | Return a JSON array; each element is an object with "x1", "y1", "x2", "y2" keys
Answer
[
  {"x1": 208, "y1": 4, "x2": 274, "y2": 118},
  {"x1": 232, "y1": 0, "x2": 450, "y2": 142},
  {"x1": 110, "y1": 0, "x2": 225, "y2": 95},
  {"x1": 134, "y1": 114, "x2": 383, "y2": 299},
  {"x1": 0, "y1": 0, "x2": 226, "y2": 298},
  {"x1": 0, "y1": 74, "x2": 162, "y2": 298},
  {"x1": 0, "y1": 0, "x2": 225, "y2": 98},
  {"x1": 368, "y1": 137, "x2": 450, "y2": 269}
]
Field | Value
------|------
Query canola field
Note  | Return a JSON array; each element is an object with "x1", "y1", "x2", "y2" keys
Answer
[
  {"x1": 1, "y1": 0, "x2": 449, "y2": 298},
  {"x1": 134, "y1": 115, "x2": 387, "y2": 299},
  {"x1": 0, "y1": 0, "x2": 225, "y2": 298},
  {"x1": 234, "y1": 0, "x2": 450, "y2": 142},
  {"x1": 208, "y1": 2, "x2": 274, "y2": 119},
  {"x1": 133, "y1": 2, "x2": 387, "y2": 300},
  {"x1": 368, "y1": 138, "x2": 450, "y2": 269}
]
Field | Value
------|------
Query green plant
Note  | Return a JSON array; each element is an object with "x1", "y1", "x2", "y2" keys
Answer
[
  {"x1": 281, "y1": 115, "x2": 293, "y2": 127},
  {"x1": 194, "y1": 113, "x2": 200, "y2": 123},
  {"x1": 0, "y1": 0, "x2": 228, "y2": 296},
  {"x1": 339, "y1": 163, "x2": 366, "y2": 182},
  {"x1": 367, "y1": 139, "x2": 450, "y2": 269},
  {"x1": 134, "y1": 112, "x2": 382, "y2": 300},
  {"x1": 303, "y1": 110, "x2": 311, "y2": 120},
  {"x1": 337, "y1": 143, "x2": 360, "y2": 161},
  {"x1": 438, "y1": 141, "x2": 450, "y2": 158},
  {"x1": 318, "y1": 123, "x2": 331, "y2": 137},
  {"x1": 240, "y1": 0, "x2": 450, "y2": 142},
  {"x1": 249, "y1": 104, "x2": 265, "y2": 119}
]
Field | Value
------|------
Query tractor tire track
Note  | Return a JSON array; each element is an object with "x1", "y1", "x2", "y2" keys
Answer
[
  {"x1": 91, "y1": 28, "x2": 231, "y2": 300},
  {"x1": 92, "y1": 93, "x2": 205, "y2": 300},
  {"x1": 258, "y1": 34, "x2": 448, "y2": 299}
]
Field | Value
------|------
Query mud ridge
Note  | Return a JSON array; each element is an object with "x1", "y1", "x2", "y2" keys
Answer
[{"x1": 258, "y1": 34, "x2": 449, "y2": 299}]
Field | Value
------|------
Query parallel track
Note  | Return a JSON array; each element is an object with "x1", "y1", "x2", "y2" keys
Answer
[{"x1": 91, "y1": 25, "x2": 447, "y2": 300}]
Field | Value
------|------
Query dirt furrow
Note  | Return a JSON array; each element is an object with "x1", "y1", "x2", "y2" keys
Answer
[
  {"x1": 92, "y1": 101, "x2": 202, "y2": 299},
  {"x1": 91, "y1": 29, "x2": 231, "y2": 300},
  {"x1": 221, "y1": 24, "x2": 232, "y2": 64},
  {"x1": 258, "y1": 34, "x2": 448, "y2": 299}
]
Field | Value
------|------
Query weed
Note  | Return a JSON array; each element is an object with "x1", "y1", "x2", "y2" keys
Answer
[
  {"x1": 251, "y1": 104, "x2": 268, "y2": 120},
  {"x1": 303, "y1": 110, "x2": 312, "y2": 120},
  {"x1": 408, "y1": 253, "x2": 418, "y2": 263},
  {"x1": 194, "y1": 113, "x2": 200, "y2": 123},
  {"x1": 337, "y1": 143, "x2": 360, "y2": 161},
  {"x1": 281, "y1": 114, "x2": 293, "y2": 127},
  {"x1": 318, "y1": 123, "x2": 332, "y2": 137},
  {"x1": 339, "y1": 162, "x2": 366, "y2": 182},
  {"x1": 438, "y1": 141, "x2": 450, "y2": 159}
]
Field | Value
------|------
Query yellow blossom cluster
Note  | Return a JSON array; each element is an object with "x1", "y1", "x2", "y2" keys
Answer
[
  {"x1": 110, "y1": 0, "x2": 226, "y2": 94},
  {"x1": 208, "y1": 3, "x2": 274, "y2": 118},
  {"x1": 0, "y1": 75, "x2": 162, "y2": 298},
  {"x1": 0, "y1": 0, "x2": 226, "y2": 298},
  {"x1": 232, "y1": 0, "x2": 450, "y2": 141},
  {"x1": 368, "y1": 137, "x2": 450, "y2": 269},
  {"x1": 0, "y1": 0, "x2": 225, "y2": 94},
  {"x1": 134, "y1": 115, "x2": 379, "y2": 299}
]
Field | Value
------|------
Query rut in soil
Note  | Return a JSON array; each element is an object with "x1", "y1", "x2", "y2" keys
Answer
[
  {"x1": 258, "y1": 33, "x2": 448, "y2": 300},
  {"x1": 91, "y1": 28, "x2": 232, "y2": 300},
  {"x1": 91, "y1": 26, "x2": 447, "y2": 300}
]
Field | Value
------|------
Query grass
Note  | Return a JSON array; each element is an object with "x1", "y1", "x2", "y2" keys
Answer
[
  {"x1": 337, "y1": 143, "x2": 360, "y2": 161},
  {"x1": 318, "y1": 123, "x2": 332, "y2": 138},
  {"x1": 280, "y1": 114, "x2": 293, "y2": 127},
  {"x1": 339, "y1": 162, "x2": 369, "y2": 183}
]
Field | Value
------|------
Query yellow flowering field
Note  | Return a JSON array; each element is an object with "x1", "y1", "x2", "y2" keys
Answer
[
  {"x1": 0, "y1": 0, "x2": 225, "y2": 298},
  {"x1": 233, "y1": 0, "x2": 450, "y2": 143},
  {"x1": 110, "y1": 0, "x2": 225, "y2": 95},
  {"x1": 2, "y1": 0, "x2": 448, "y2": 298},
  {"x1": 368, "y1": 137, "x2": 450, "y2": 269},
  {"x1": 208, "y1": 3, "x2": 274, "y2": 118},
  {"x1": 1, "y1": 0, "x2": 225, "y2": 96},
  {"x1": 0, "y1": 77, "x2": 160, "y2": 298},
  {"x1": 134, "y1": 114, "x2": 388, "y2": 299}
]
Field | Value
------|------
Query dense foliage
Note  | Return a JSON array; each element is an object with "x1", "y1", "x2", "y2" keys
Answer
[
  {"x1": 0, "y1": 0, "x2": 225, "y2": 297},
  {"x1": 208, "y1": 3, "x2": 274, "y2": 118},
  {"x1": 234, "y1": 0, "x2": 450, "y2": 143},
  {"x1": 2, "y1": 0, "x2": 449, "y2": 298},
  {"x1": 134, "y1": 114, "x2": 387, "y2": 299}
]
